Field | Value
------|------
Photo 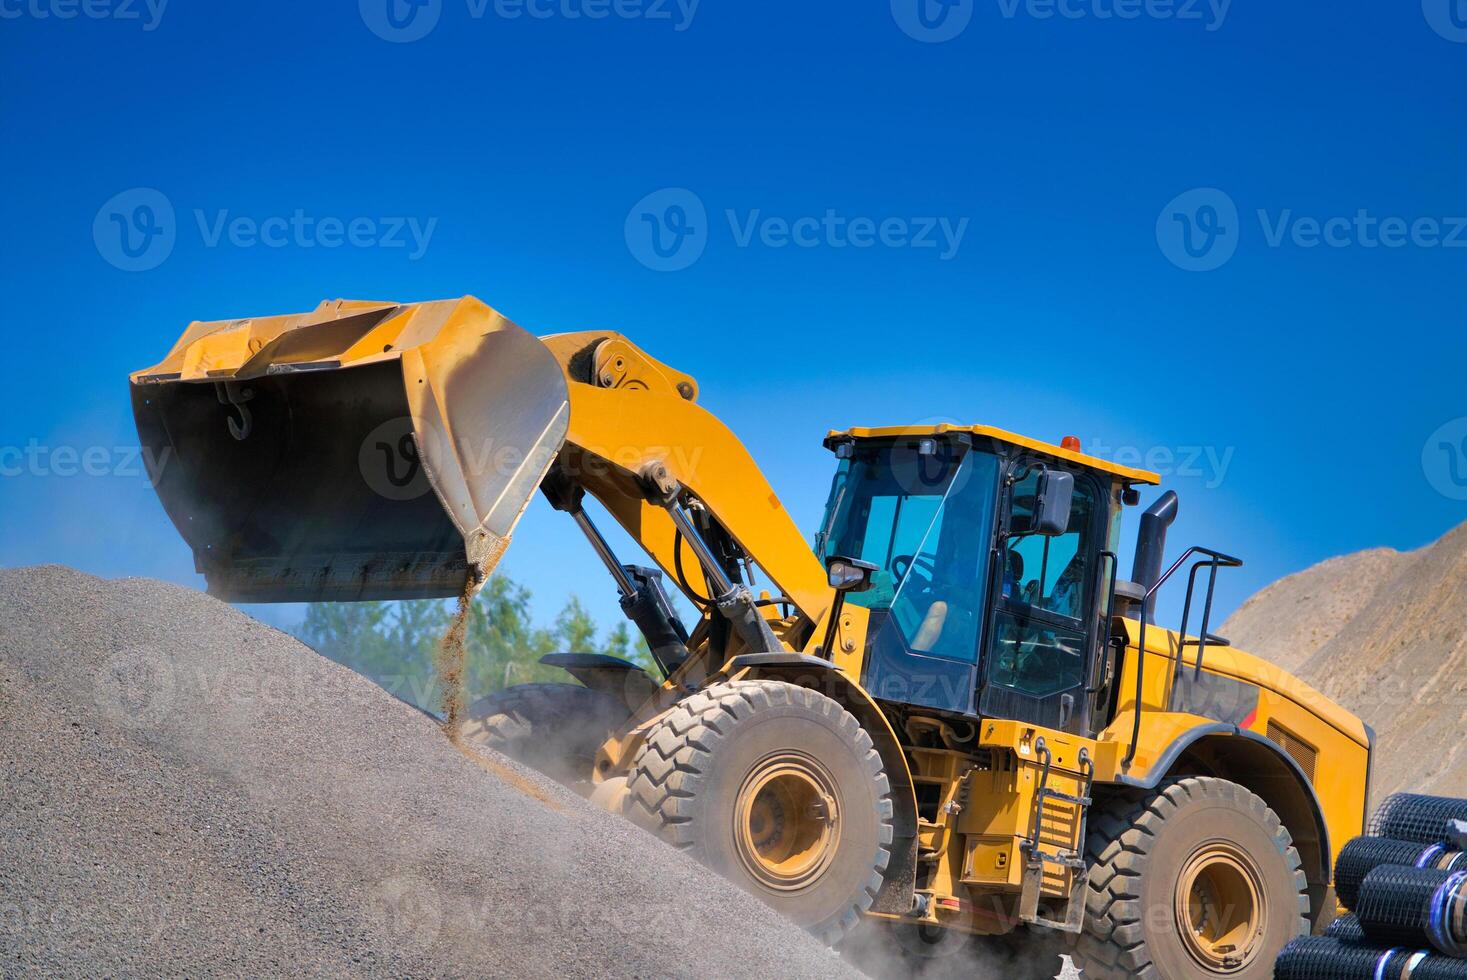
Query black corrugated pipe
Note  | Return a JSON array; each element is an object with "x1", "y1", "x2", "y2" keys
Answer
[
  {"x1": 1355, "y1": 864, "x2": 1467, "y2": 957},
  {"x1": 1325, "y1": 912, "x2": 1365, "y2": 943},
  {"x1": 1371, "y1": 793, "x2": 1467, "y2": 846},
  {"x1": 1336, "y1": 836, "x2": 1467, "y2": 910},
  {"x1": 1277, "y1": 936, "x2": 1467, "y2": 979},
  {"x1": 1275, "y1": 936, "x2": 1417, "y2": 979},
  {"x1": 1131, "y1": 490, "x2": 1179, "y2": 618}
]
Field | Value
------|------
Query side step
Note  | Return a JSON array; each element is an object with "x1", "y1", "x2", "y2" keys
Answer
[{"x1": 1019, "y1": 740, "x2": 1094, "y2": 934}]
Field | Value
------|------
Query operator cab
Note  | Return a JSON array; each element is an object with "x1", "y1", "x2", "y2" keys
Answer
[{"x1": 815, "y1": 426, "x2": 1159, "y2": 737}]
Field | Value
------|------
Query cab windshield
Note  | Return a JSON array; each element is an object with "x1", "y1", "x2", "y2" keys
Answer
[
  {"x1": 816, "y1": 440, "x2": 1002, "y2": 712},
  {"x1": 816, "y1": 441, "x2": 998, "y2": 611}
]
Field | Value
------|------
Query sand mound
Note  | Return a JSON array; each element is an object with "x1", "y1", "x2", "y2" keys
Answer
[
  {"x1": 1221, "y1": 523, "x2": 1467, "y2": 799},
  {"x1": 0, "y1": 565, "x2": 854, "y2": 978}
]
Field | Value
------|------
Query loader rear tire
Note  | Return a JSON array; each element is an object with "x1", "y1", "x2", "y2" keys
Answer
[
  {"x1": 458, "y1": 682, "x2": 628, "y2": 791},
  {"x1": 1075, "y1": 776, "x2": 1308, "y2": 980},
  {"x1": 625, "y1": 679, "x2": 894, "y2": 945}
]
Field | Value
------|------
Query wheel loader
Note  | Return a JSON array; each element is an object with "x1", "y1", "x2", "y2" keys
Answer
[{"x1": 131, "y1": 295, "x2": 1375, "y2": 979}]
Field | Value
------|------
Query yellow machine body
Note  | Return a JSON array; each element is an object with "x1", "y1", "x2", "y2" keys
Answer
[{"x1": 132, "y1": 296, "x2": 1371, "y2": 944}]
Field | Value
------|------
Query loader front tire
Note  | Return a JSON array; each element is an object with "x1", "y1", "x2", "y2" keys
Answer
[
  {"x1": 1075, "y1": 775, "x2": 1308, "y2": 980},
  {"x1": 626, "y1": 679, "x2": 894, "y2": 945},
  {"x1": 458, "y1": 682, "x2": 628, "y2": 790}
]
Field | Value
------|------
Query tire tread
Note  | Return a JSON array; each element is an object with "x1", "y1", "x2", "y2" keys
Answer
[{"x1": 625, "y1": 679, "x2": 893, "y2": 944}]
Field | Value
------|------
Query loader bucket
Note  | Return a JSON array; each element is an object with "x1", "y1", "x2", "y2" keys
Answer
[{"x1": 130, "y1": 297, "x2": 570, "y2": 602}]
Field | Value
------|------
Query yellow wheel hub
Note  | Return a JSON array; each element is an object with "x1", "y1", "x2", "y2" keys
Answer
[
  {"x1": 733, "y1": 752, "x2": 841, "y2": 891},
  {"x1": 1175, "y1": 842, "x2": 1267, "y2": 973}
]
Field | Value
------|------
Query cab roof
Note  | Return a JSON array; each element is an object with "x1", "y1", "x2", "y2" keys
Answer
[{"x1": 826, "y1": 424, "x2": 1162, "y2": 486}]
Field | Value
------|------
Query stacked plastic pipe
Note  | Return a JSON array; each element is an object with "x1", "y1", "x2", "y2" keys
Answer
[{"x1": 1276, "y1": 794, "x2": 1467, "y2": 979}]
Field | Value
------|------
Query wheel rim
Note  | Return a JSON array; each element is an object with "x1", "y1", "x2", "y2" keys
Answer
[
  {"x1": 733, "y1": 751, "x2": 841, "y2": 891},
  {"x1": 1174, "y1": 841, "x2": 1267, "y2": 973}
]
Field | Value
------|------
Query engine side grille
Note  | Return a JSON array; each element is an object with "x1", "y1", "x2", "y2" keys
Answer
[{"x1": 1267, "y1": 720, "x2": 1318, "y2": 784}]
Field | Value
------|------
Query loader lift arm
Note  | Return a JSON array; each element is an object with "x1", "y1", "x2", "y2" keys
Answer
[
  {"x1": 530, "y1": 330, "x2": 833, "y2": 664},
  {"x1": 536, "y1": 329, "x2": 832, "y2": 642}
]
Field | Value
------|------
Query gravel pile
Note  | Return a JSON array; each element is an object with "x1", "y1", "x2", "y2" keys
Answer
[
  {"x1": 1222, "y1": 520, "x2": 1467, "y2": 798},
  {"x1": 0, "y1": 565, "x2": 856, "y2": 978}
]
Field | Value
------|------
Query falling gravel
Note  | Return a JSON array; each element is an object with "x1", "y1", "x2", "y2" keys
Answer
[{"x1": 0, "y1": 565, "x2": 857, "y2": 978}]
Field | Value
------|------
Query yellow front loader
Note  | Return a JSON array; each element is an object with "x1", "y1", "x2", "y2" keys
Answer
[{"x1": 132, "y1": 296, "x2": 1373, "y2": 979}]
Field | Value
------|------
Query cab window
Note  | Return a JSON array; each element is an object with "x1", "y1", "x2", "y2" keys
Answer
[{"x1": 986, "y1": 467, "x2": 1099, "y2": 705}]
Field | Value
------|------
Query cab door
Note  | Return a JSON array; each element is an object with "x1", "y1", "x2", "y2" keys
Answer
[{"x1": 979, "y1": 460, "x2": 1105, "y2": 735}]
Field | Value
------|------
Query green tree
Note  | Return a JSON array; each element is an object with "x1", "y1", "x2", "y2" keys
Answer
[{"x1": 295, "y1": 574, "x2": 652, "y2": 714}]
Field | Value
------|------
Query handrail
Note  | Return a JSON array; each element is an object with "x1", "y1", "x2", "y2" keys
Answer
[{"x1": 1121, "y1": 545, "x2": 1243, "y2": 768}]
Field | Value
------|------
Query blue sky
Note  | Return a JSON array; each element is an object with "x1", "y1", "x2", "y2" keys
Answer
[{"x1": 2, "y1": 0, "x2": 1465, "y2": 640}]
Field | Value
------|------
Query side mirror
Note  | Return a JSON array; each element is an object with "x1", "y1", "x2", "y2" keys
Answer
[
  {"x1": 820, "y1": 555, "x2": 878, "y2": 660},
  {"x1": 1032, "y1": 468, "x2": 1074, "y2": 536},
  {"x1": 826, "y1": 555, "x2": 878, "y2": 593}
]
